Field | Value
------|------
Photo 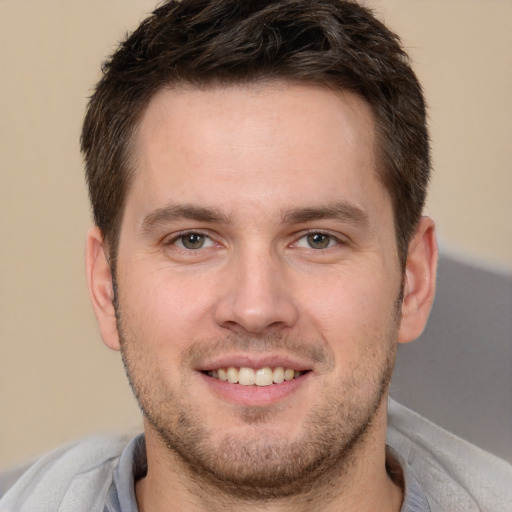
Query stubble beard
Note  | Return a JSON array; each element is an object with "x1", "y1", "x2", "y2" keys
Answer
[{"x1": 114, "y1": 292, "x2": 400, "y2": 500}]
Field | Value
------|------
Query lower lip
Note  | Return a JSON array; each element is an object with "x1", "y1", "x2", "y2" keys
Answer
[{"x1": 198, "y1": 371, "x2": 311, "y2": 406}]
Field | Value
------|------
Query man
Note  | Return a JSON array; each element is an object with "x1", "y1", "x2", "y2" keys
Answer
[{"x1": 1, "y1": 0, "x2": 510, "y2": 511}]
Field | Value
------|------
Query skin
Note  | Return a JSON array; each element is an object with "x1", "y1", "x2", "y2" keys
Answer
[{"x1": 87, "y1": 82, "x2": 437, "y2": 512}]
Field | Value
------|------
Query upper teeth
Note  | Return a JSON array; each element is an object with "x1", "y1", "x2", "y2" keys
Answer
[{"x1": 207, "y1": 367, "x2": 302, "y2": 386}]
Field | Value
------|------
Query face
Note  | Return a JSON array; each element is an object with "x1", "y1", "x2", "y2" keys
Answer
[{"x1": 110, "y1": 83, "x2": 405, "y2": 495}]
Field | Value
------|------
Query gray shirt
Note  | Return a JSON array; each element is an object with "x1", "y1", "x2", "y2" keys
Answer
[
  {"x1": 2, "y1": 400, "x2": 511, "y2": 511},
  {"x1": 103, "y1": 434, "x2": 430, "y2": 512}
]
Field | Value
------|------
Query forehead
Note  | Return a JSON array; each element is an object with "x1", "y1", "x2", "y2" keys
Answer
[
  {"x1": 126, "y1": 82, "x2": 388, "y2": 223},
  {"x1": 136, "y1": 82, "x2": 376, "y2": 160}
]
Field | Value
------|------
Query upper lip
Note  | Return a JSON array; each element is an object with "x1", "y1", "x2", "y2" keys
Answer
[{"x1": 196, "y1": 353, "x2": 313, "y2": 372}]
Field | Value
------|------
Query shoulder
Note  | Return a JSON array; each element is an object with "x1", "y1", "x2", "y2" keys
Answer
[
  {"x1": 0, "y1": 434, "x2": 131, "y2": 512},
  {"x1": 387, "y1": 399, "x2": 512, "y2": 512}
]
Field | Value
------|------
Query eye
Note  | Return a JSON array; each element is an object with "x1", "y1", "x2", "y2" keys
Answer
[
  {"x1": 173, "y1": 232, "x2": 215, "y2": 250},
  {"x1": 295, "y1": 232, "x2": 340, "y2": 250}
]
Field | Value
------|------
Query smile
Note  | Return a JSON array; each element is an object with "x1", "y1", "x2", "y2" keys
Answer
[{"x1": 205, "y1": 366, "x2": 306, "y2": 386}]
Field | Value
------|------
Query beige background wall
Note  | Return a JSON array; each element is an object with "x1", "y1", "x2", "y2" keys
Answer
[{"x1": 1, "y1": 0, "x2": 511, "y2": 469}]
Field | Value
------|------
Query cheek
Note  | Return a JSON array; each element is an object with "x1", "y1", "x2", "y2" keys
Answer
[
  {"x1": 299, "y1": 267, "x2": 399, "y2": 347},
  {"x1": 118, "y1": 263, "x2": 216, "y2": 345}
]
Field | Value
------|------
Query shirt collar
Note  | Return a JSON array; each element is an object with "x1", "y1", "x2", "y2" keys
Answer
[{"x1": 106, "y1": 435, "x2": 430, "y2": 512}]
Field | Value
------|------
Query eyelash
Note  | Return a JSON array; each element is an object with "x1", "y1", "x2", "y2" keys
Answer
[
  {"x1": 164, "y1": 230, "x2": 344, "y2": 251},
  {"x1": 164, "y1": 231, "x2": 216, "y2": 250},
  {"x1": 292, "y1": 231, "x2": 344, "y2": 250}
]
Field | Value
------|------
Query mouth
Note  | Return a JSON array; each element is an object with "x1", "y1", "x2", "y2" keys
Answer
[{"x1": 203, "y1": 366, "x2": 309, "y2": 386}]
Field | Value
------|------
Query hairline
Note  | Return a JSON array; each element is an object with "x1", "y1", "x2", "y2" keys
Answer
[{"x1": 105, "y1": 77, "x2": 408, "y2": 273}]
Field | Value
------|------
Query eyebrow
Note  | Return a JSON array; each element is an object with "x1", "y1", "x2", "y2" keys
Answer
[
  {"x1": 139, "y1": 200, "x2": 369, "y2": 234},
  {"x1": 282, "y1": 202, "x2": 369, "y2": 227},
  {"x1": 140, "y1": 203, "x2": 230, "y2": 234}
]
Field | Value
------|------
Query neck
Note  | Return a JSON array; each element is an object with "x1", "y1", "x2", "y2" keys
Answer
[{"x1": 135, "y1": 400, "x2": 403, "y2": 512}]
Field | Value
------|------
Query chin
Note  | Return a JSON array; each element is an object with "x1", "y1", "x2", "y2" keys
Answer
[{"x1": 143, "y1": 381, "x2": 388, "y2": 500}]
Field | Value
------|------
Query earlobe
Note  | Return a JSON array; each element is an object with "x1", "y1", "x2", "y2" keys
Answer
[
  {"x1": 85, "y1": 226, "x2": 121, "y2": 351},
  {"x1": 398, "y1": 217, "x2": 438, "y2": 344}
]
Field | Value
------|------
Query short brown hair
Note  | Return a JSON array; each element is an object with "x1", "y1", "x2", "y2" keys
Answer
[{"x1": 81, "y1": 0, "x2": 430, "y2": 268}]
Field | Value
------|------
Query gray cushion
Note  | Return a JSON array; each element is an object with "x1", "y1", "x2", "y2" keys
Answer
[{"x1": 391, "y1": 254, "x2": 512, "y2": 463}]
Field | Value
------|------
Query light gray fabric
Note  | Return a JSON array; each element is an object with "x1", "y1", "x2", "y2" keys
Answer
[
  {"x1": 104, "y1": 435, "x2": 146, "y2": 512},
  {"x1": 387, "y1": 399, "x2": 512, "y2": 512},
  {"x1": 391, "y1": 254, "x2": 512, "y2": 463},
  {"x1": 101, "y1": 435, "x2": 431, "y2": 512},
  {"x1": 0, "y1": 435, "x2": 127, "y2": 512},
  {"x1": 1, "y1": 401, "x2": 511, "y2": 511},
  {"x1": 104, "y1": 434, "x2": 432, "y2": 512}
]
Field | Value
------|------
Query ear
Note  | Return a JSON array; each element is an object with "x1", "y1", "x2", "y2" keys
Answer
[
  {"x1": 398, "y1": 217, "x2": 438, "y2": 344},
  {"x1": 85, "y1": 226, "x2": 121, "y2": 351}
]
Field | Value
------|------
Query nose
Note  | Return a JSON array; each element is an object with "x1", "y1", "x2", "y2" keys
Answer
[{"x1": 213, "y1": 248, "x2": 299, "y2": 335}]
